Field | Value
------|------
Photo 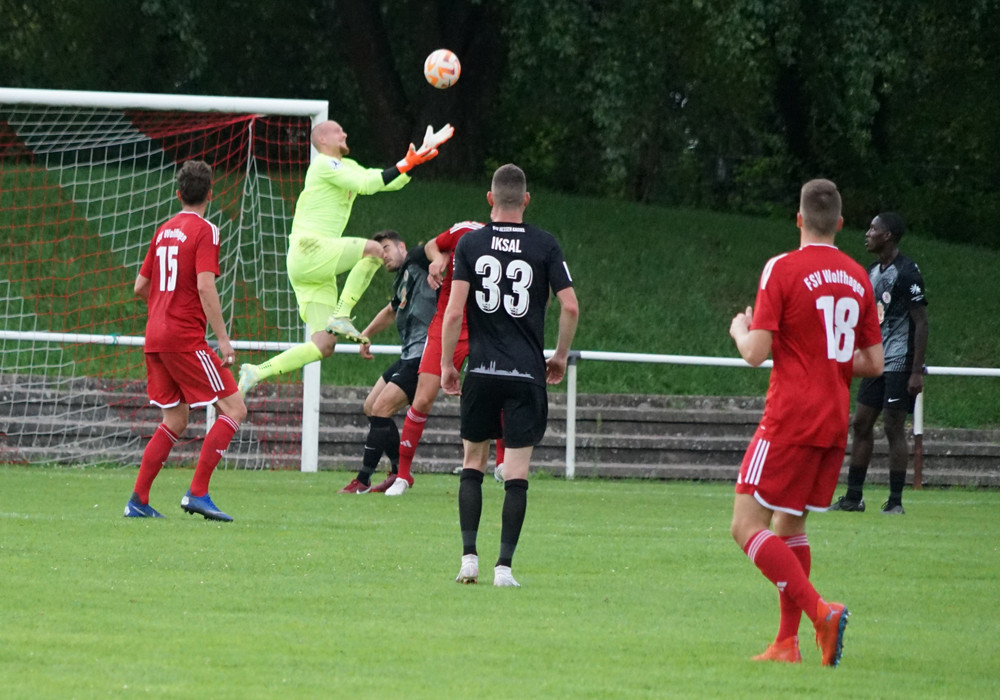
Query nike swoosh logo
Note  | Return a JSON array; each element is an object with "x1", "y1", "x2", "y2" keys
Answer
[{"x1": 888, "y1": 398, "x2": 901, "y2": 403}]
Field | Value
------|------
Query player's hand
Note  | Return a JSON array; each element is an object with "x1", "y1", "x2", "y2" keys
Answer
[
  {"x1": 441, "y1": 366, "x2": 461, "y2": 395},
  {"x1": 421, "y1": 124, "x2": 454, "y2": 151},
  {"x1": 545, "y1": 355, "x2": 568, "y2": 385},
  {"x1": 908, "y1": 370, "x2": 924, "y2": 396},
  {"x1": 218, "y1": 340, "x2": 235, "y2": 368},
  {"x1": 359, "y1": 342, "x2": 373, "y2": 360},
  {"x1": 396, "y1": 143, "x2": 438, "y2": 174},
  {"x1": 729, "y1": 306, "x2": 753, "y2": 341},
  {"x1": 427, "y1": 258, "x2": 448, "y2": 290}
]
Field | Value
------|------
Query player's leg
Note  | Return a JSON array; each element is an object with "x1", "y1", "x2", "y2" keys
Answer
[
  {"x1": 241, "y1": 238, "x2": 346, "y2": 395},
  {"x1": 456, "y1": 439, "x2": 490, "y2": 584},
  {"x1": 126, "y1": 354, "x2": 188, "y2": 518},
  {"x1": 492, "y1": 382, "x2": 548, "y2": 587},
  {"x1": 394, "y1": 331, "x2": 465, "y2": 489},
  {"x1": 174, "y1": 349, "x2": 243, "y2": 522},
  {"x1": 349, "y1": 372, "x2": 409, "y2": 492},
  {"x1": 240, "y1": 306, "x2": 334, "y2": 397},
  {"x1": 329, "y1": 238, "x2": 384, "y2": 338},
  {"x1": 832, "y1": 378, "x2": 883, "y2": 510},
  {"x1": 881, "y1": 405, "x2": 909, "y2": 514},
  {"x1": 734, "y1": 437, "x2": 848, "y2": 666},
  {"x1": 755, "y1": 510, "x2": 811, "y2": 662},
  {"x1": 454, "y1": 374, "x2": 499, "y2": 584}
]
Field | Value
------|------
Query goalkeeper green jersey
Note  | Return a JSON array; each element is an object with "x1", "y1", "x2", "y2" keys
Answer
[{"x1": 290, "y1": 156, "x2": 410, "y2": 239}]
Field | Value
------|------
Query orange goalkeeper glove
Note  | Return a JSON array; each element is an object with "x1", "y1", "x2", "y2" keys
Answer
[{"x1": 396, "y1": 143, "x2": 438, "y2": 174}]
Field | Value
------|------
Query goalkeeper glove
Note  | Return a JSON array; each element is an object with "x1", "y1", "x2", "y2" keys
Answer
[
  {"x1": 396, "y1": 143, "x2": 438, "y2": 174},
  {"x1": 421, "y1": 123, "x2": 454, "y2": 151}
]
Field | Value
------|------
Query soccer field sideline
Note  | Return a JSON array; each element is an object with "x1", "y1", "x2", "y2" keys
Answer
[{"x1": 1, "y1": 465, "x2": 998, "y2": 699}]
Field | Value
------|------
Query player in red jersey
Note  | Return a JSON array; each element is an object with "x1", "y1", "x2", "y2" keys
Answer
[
  {"x1": 728, "y1": 179, "x2": 884, "y2": 666},
  {"x1": 384, "y1": 220, "x2": 505, "y2": 496},
  {"x1": 123, "y1": 160, "x2": 247, "y2": 522}
]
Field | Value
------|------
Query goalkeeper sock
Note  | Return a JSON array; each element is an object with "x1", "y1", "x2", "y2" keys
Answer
[
  {"x1": 458, "y1": 469, "x2": 484, "y2": 555},
  {"x1": 134, "y1": 423, "x2": 178, "y2": 503},
  {"x1": 189, "y1": 414, "x2": 240, "y2": 497},
  {"x1": 497, "y1": 479, "x2": 528, "y2": 567},
  {"x1": 257, "y1": 341, "x2": 323, "y2": 380},
  {"x1": 333, "y1": 255, "x2": 383, "y2": 318}
]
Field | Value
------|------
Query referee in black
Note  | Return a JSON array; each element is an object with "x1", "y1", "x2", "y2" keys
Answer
[{"x1": 440, "y1": 163, "x2": 579, "y2": 587}]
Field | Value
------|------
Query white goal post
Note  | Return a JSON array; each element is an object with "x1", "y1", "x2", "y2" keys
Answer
[{"x1": 0, "y1": 87, "x2": 327, "y2": 471}]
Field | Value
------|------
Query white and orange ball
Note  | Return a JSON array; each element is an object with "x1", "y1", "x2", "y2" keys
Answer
[{"x1": 424, "y1": 49, "x2": 461, "y2": 89}]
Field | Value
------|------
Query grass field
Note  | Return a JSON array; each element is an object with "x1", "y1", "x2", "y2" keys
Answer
[{"x1": 3, "y1": 465, "x2": 998, "y2": 698}]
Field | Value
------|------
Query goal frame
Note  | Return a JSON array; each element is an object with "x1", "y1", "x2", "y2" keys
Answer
[{"x1": 0, "y1": 87, "x2": 328, "y2": 472}]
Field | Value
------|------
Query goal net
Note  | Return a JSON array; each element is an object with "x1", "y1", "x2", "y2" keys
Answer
[{"x1": 0, "y1": 88, "x2": 326, "y2": 470}]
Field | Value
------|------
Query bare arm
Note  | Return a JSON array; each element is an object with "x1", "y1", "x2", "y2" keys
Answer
[
  {"x1": 134, "y1": 274, "x2": 151, "y2": 302},
  {"x1": 545, "y1": 287, "x2": 580, "y2": 384},
  {"x1": 729, "y1": 306, "x2": 772, "y2": 367},
  {"x1": 358, "y1": 303, "x2": 397, "y2": 360},
  {"x1": 425, "y1": 239, "x2": 448, "y2": 291},
  {"x1": 440, "y1": 280, "x2": 468, "y2": 395},
  {"x1": 853, "y1": 343, "x2": 885, "y2": 378},
  {"x1": 907, "y1": 304, "x2": 929, "y2": 394},
  {"x1": 197, "y1": 271, "x2": 235, "y2": 367}
]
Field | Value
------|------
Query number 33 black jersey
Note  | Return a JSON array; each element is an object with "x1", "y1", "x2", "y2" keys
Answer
[{"x1": 452, "y1": 221, "x2": 574, "y2": 387}]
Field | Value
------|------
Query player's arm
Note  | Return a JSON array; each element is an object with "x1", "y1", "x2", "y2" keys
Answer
[
  {"x1": 359, "y1": 303, "x2": 397, "y2": 360},
  {"x1": 425, "y1": 238, "x2": 448, "y2": 290},
  {"x1": 907, "y1": 303, "x2": 929, "y2": 394},
  {"x1": 729, "y1": 306, "x2": 771, "y2": 367},
  {"x1": 545, "y1": 287, "x2": 580, "y2": 385},
  {"x1": 853, "y1": 342, "x2": 884, "y2": 378},
  {"x1": 197, "y1": 271, "x2": 235, "y2": 367},
  {"x1": 134, "y1": 274, "x2": 151, "y2": 302},
  {"x1": 440, "y1": 280, "x2": 468, "y2": 395}
]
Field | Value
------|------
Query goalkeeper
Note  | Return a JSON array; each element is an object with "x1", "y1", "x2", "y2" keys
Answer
[{"x1": 239, "y1": 119, "x2": 453, "y2": 396}]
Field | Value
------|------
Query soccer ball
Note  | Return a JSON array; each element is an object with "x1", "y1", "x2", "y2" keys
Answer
[{"x1": 424, "y1": 49, "x2": 461, "y2": 89}]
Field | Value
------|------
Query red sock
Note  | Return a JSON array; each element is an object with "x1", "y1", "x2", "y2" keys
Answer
[
  {"x1": 776, "y1": 534, "x2": 811, "y2": 641},
  {"x1": 495, "y1": 438, "x2": 506, "y2": 468},
  {"x1": 396, "y1": 407, "x2": 428, "y2": 482},
  {"x1": 744, "y1": 529, "x2": 822, "y2": 625},
  {"x1": 189, "y1": 415, "x2": 239, "y2": 497},
  {"x1": 133, "y1": 424, "x2": 178, "y2": 503}
]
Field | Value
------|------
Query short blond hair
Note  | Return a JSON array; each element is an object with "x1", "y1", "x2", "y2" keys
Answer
[{"x1": 799, "y1": 179, "x2": 841, "y2": 236}]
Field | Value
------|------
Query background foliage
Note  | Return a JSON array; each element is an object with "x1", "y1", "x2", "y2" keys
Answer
[{"x1": 3, "y1": 0, "x2": 998, "y2": 246}]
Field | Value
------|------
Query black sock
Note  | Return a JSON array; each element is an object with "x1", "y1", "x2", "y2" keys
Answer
[
  {"x1": 888, "y1": 469, "x2": 906, "y2": 504},
  {"x1": 845, "y1": 464, "x2": 868, "y2": 501},
  {"x1": 384, "y1": 418, "x2": 400, "y2": 472},
  {"x1": 458, "y1": 469, "x2": 484, "y2": 555},
  {"x1": 497, "y1": 479, "x2": 528, "y2": 568},
  {"x1": 359, "y1": 416, "x2": 396, "y2": 483}
]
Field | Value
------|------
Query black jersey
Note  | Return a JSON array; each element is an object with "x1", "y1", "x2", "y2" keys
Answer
[
  {"x1": 868, "y1": 252, "x2": 927, "y2": 372},
  {"x1": 391, "y1": 246, "x2": 436, "y2": 360},
  {"x1": 452, "y1": 221, "x2": 573, "y2": 387}
]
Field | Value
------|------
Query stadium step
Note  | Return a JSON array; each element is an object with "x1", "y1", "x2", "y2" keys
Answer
[{"x1": 2, "y1": 375, "x2": 998, "y2": 486}]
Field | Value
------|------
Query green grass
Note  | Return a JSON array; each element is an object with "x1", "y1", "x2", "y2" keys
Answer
[{"x1": 2, "y1": 465, "x2": 998, "y2": 698}]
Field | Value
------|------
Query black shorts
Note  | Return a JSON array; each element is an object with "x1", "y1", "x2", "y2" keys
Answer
[
  {"x1": 460, "y1": 374, "x2": 549, "y2": 449},
  {"x1": 856, "y1": 371, "x2": 915, "y2": 413},
  {"x1": 381, "y1": 357, "x2": 421, "y2": 403}
]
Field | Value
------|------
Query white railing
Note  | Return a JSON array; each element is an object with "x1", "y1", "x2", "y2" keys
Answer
[{"x1": 4, "y1": 330, "x2": 998, "y2": 484}]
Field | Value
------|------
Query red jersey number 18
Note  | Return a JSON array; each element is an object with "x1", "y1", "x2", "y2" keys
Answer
[{"x1": 815, "y1": 295, "x2": 859, "y2": 363}]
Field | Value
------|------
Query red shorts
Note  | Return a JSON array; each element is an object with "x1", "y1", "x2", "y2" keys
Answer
[
  {"x1": 735, "y1": 428, "x2": 845, "y2": 515},
  {"x1": 418, "y1": 323, "x2": 469, "y2": 376},
  {"x1": 145, "y1": 347, "x2": 239, "y2": 409}
]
